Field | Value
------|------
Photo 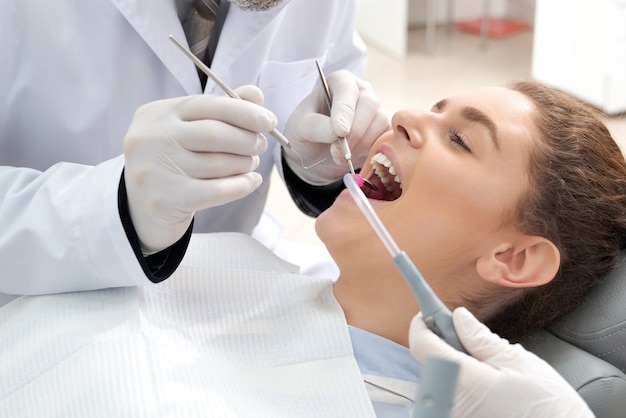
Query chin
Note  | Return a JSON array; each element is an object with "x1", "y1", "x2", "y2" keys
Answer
[{"x1": 314, "y1": 209, "x2": 334, "y2": 246}]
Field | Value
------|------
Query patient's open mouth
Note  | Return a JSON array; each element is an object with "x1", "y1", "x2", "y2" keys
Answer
[{"x1": 362, "y1": 152, "x2": 402, "y2": 201}]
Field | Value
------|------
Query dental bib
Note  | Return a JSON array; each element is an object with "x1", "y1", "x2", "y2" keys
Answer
[{"x1": 0, "y1": 233, "x2": 375, "y2": 418}]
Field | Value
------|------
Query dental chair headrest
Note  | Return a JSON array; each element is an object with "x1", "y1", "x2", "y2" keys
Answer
[
  {"x1": 524, "y1": 252, "x2": 626, "y2": 418},
  {"x1": 547, "y1": 253, "x2": 626, "y2": 372}
]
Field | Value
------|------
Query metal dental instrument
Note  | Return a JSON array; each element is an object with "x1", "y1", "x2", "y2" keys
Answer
[
  {"x1": 315, "y1": 59, "x2": 355, "y2": 174},
  {"x1": 343, "y1": 173, "x2": 466, "y2": 353},
  {"x1": 169, "y1": 34, "x2": 302, "y2": 155},
  {"x1": 315, "y1": 60, "x2": 378, "y2": 191}
]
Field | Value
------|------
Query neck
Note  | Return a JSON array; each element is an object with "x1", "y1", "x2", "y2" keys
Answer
[{"x1": 333, "y1": 261, "x2": 420, "y2": 347}]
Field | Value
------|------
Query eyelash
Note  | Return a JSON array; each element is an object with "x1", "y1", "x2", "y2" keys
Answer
[{"x1": 448, "y1": 128, "x2": 471, "y2": 153}]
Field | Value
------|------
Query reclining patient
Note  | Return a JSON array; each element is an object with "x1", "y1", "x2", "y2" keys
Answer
[
  {"x1": 1, "y1": 81, "x2": 625, "y2": 418},
  {"x1": 325, "y1": 79, "x2": 626, "y2": 345}
]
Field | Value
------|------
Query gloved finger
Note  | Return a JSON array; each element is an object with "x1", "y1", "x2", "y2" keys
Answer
[
  {"x1": 176, "y1": 95, "x2": 277, "y2": 133},
  {"x1": 345, "y1": 107, "x2": 390, "y2": 165},
  {"x1": 234, "y1": 84, "x2": 265, "y2": 106},
  {"x1": 325, "y1": 87, "x2": 381, "y2": 167},
  {"x1": 409, "y1": 312, "x2": 500, "y2": 391},
  {"x1": 354, "y1": 115, "x2": 391, "y2": 156},
  {"x1": 174, "y1": 120, "x2": 268, "y2": 155},
  {"x1": 182, "y1": 172, "x2": 263, "y2": 212},
  {"x1": 455, "y1": 308, "x2": 562, "y2": 375},
  {"x1": 289, "y1": 112, "x2": 337, "y2": 146},
  {"x1": 329, "y1": 141, "x2": 346, "y2": 166},
  {"x1": 326, "y1": 70, "x2": 360, "y2": 137},
  {"x1": 341, "y1": 79, "x2": 380, "y2": 142},
  {"x1": 409, "y1": 313, "x2": 472, "y2": 366},
  {"x1": 452, "y1": 307, "x2": 521, "y2": 364},
  {"x1": 173, "y1": 153, "x2": 260, "y2": 180}
]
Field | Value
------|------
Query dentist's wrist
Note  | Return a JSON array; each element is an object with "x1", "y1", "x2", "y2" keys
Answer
[
  {"x1": 281, "y1": 152, "x2": 345, "y2": 217},
  {"x1": 118, "y1": 170, "x2": 192, "y2": 282}
]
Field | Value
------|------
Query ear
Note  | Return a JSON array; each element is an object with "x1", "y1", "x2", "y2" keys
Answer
[{"x1": 475, "y1": 236, "x2": 561, "y2": 288}]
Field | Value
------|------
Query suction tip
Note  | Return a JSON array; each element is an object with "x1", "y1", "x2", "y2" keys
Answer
[{"x1": 355, "y1": 173, "x2": 379, "y2": 191}]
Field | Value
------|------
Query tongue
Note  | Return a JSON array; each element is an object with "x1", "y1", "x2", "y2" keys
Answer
[{"x1": 362, "y1": 176, "x2": 394, "y2": 200}]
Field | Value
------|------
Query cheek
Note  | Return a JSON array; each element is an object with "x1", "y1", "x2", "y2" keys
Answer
[
  {"x1": 387, "y1": 173, "x2": 506, "y2": 251},
  {"x1": 415, "y1": 159, "x2": 513, "y2": 222}
]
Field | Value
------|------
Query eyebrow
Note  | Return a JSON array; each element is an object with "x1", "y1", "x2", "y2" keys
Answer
[{"x1": 433, "y1": 99, "x2": 501, "y2": 151}]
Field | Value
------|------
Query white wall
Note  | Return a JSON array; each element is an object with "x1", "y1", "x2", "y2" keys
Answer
[
  {"x1": 506, "y1": 0, "x2": 537, "y2": 24},
  {"x1": 407, "y1": 0, "x2": 536, "y2": 25},
  {"x1": 357, "y1": 0, "x2": 409, "y2": 59},
  {"x1": 531, "y1": 0, "x2": 626, "y2": 114},
  {"x1": 357, "y1": 0, "x2": 536, "y2": 58}
]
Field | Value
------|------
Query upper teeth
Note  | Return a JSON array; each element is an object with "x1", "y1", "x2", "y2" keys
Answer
[{"x1": 371, "y1": 152, "x2": 402, "y2": 192}]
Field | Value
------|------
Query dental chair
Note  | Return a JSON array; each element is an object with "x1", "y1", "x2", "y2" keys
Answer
[{"x1": 523, "y1": 254, "x2": 626, "y2": 418}]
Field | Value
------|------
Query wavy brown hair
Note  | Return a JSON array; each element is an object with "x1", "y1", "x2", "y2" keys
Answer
[{"x1": 481, "y1": 80, "x2": 626, "y2": 342}]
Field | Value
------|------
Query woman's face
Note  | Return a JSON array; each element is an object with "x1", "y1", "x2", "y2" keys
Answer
[{"x1": 317, "y1": 86, "x2": 537, "y2": 283}]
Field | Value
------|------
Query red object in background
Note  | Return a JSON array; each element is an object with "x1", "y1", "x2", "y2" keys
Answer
[{"x1": 456, "y1": 18, "x2": 529, "y2": 38}]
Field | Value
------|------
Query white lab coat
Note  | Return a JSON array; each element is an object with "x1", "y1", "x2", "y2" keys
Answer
[{"x1": 0, "y1": 0, "x2": 367, "y2": 296}]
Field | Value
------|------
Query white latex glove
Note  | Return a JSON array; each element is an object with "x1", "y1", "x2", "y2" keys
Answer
[
  {"x1": 283, "y1": 70, "x2": 390, "y2": 185},
  {"x1": 124, "y1": 86, "x2": 273, "y2": 254},
  {"x1": 409, "y1": 307, "x2": 594, "y2": 418}
]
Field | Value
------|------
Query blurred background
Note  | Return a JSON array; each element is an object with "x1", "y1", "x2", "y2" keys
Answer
[{"x1": 265, "y1": 0, "x2": 626, "y2": 251}]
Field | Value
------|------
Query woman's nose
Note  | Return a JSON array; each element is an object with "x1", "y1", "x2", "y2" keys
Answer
[{"x1": 392, "y1": 109, "x2": 431, "y2": 148}]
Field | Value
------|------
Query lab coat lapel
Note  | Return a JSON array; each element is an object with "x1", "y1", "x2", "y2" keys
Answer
[
  {"x1": 109, "y1": 0, "x2": 201, "y2": 94},
  {"x1": 207, "y1": 0, "x2": 292, "y2": 90}
]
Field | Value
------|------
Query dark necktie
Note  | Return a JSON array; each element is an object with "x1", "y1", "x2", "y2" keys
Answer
[{"x1": 183, "y1": 0, "x2": 221, "y2": 85}]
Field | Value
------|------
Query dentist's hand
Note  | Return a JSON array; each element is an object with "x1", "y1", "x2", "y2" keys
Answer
[
  {"x1": 124, "y1": 86, "x2": 272, "y2": 254},
  {"x1": 283, "y1": 70, "x2": 390, "y2": 185},
  {"x1": 409, "y1": 308, "x2": 594, "y2": 418}
]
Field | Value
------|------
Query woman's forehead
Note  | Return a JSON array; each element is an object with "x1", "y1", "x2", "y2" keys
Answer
[
  {"x1": 449, "y1": 86, "x2": 537, "y2": 145},
  {"x1": 446, "y1": 86, "x2": 534, "y2": 112}
]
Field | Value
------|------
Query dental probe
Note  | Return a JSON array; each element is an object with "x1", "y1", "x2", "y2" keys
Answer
[
  {"x1": 314, "y1": 60, "x2": 355, "y2": 175},
  {"x1": 316, "y1": 60, "x2": 378, "y2": 191},
  {"x1": 315, "y1": 60, "x2": 357, "y2": 174},
  {"x1": 169, "y1": 34, "x2": 293, "y2": 150},
  {"x1": 343, "y1": 173, "x2": 466, "y2": 353}
]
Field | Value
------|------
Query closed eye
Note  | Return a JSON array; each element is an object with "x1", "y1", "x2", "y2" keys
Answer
[{"x1": 448, "y1": 128, "x2": 471, "y2": 153}]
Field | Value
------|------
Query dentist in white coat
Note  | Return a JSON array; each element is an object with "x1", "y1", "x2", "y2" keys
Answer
[{"x1": 0, "y1": 0, "x2": 389, "y2": 300}]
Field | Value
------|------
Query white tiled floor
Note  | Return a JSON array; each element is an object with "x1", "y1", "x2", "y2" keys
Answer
[{"x1": 264, "y1": 26, "x2": 626, "y2": 249}]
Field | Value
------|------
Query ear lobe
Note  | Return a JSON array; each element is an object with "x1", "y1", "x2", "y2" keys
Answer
[{"x1": 476, "y1": 237, "x2": 561, "y2": 289}]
